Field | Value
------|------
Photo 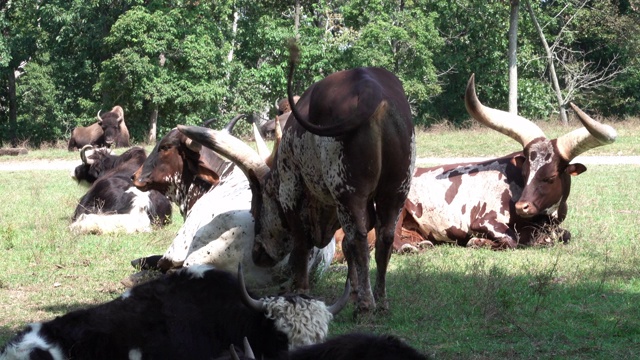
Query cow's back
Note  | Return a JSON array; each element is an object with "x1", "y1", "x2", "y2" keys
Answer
[{"x1": 406, "y1": 157, "x2": 522, "y2": 244}]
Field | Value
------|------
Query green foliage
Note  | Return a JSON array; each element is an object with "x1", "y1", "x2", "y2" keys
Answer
[{"x1": 1, "y1": 0, "x2": 639, "y2": 146}]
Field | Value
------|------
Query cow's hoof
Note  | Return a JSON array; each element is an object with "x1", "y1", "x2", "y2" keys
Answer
[
  {"x1": 399, "y1": 244, "x2": 419, "y2": 254},
  {"x1": 418, "y1": 240, "x2": 434, "y2": 249},
  {"x1": 130, "y1": 255, "x2": 163, "y2": 270}
]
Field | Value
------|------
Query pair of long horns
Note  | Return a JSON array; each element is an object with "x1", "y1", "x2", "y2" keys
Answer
[
  {"x1": 96, "y1": 107, "x2": 124, "y2": 122},
  {"x1": 178, "y1": 116, "x2": 281, "y2": 182},
  {"x1": 465, "y1": 74, "x2": 617, "y2": 161},
  {"x1": 237, "y1": 263, "x2": 351, "y2": 316}
]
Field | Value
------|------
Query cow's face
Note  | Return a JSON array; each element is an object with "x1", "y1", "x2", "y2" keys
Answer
[
  {"x1": 515, "y1": 139, "x2": 586, "y2": 218},
  {"x1": 133, "y1": 129, "x2": 190, "y2": 194},
  {"x1": 251, "y1": 173, "x2": 292, "y2": 267},
  {"x1": 98, "y1": 111, "x2": 123, "y2": 147},
  {"x1": 133, "y1": 129, "x2": 219, "y2": 195}
]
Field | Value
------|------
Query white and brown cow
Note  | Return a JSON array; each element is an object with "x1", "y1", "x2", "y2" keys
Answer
[
  {"x1": 131, "y1": 115, "x2": 334, "y2": 288},
  {"x1": 178, "y1": 41, "x2": 416, "y2": 313},
  {"x1": 399, "y1": 74, "x2": 617, "y2": 249}
]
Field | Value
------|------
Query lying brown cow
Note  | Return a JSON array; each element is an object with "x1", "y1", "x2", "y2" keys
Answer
[
  {"x1": 399, "y1": 74, "x2": 617, "y2": 249},
  {"x1": 68, "y1": 105, "x2": 130, "y2": 151}
]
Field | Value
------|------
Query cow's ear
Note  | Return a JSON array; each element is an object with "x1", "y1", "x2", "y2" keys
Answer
[
  {"x1": 196, "y1": 163, "x2": 220, "y2": 185},
  {"x1": 566, "y1": 163, "x2": 587, "y2": 176},
  {"x1": 510, "y1": 154, "x2": 525, "y2": 168}
]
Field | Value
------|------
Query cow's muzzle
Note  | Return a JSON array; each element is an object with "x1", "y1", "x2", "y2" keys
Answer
[{"x1": 515, "y1": 201, "x2": 537, "y2": 218}]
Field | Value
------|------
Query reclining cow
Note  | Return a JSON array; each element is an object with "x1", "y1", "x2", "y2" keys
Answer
[
  {"x1": 69, "y1": 146, "x2": 172, "y2": 234},
  {"x1": 131, "y1": 115, "x2": 334, "y2": 288},
  {"x1": 218, "y1": 333, "x2": 428, "y2": 360},
  {"x1": 178, "y1": 41, "x2": 416, "y2": 313},
  {"x1": 68, "y1": 105, "x2": 130, "y2": 151},
  {"x1": 0, "y1": 264, "x2": 349, "y2": 360},
  {"x1": 72, "y1": 145, "x2": 147, "y2": 186},
  {"x1": 399, "y1": 74, "x2": 617, "y2": 249}
]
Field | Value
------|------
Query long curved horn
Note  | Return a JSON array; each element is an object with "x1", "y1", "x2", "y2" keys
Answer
[
  {"x1": 264, "y1": 115, "x2": 283, "y2": 168},
  {"x1": 80, "y1": 145, "x2": 94, "y2": 164},
  {"x1": 252, "y1": 122, "x2": 271, "y2": 160},
  {"x1": 465, "y1": 74, "x2": 546, "y2": 147},
  {"x1": 185, "y1": 138, "x2": 202, "y2": 152},
  {"x1": 96, "y1": 110, "x2": 102, "y2": 122},
  {"x1": 178, "y1": 125, "x2": 270, "y2": 180},
  {"x1": 237, "y1": 263, "x2": 266, "y2": 313},
  {"x1": 326, "y1": 276, "x2": 351, "y2": 316},
  {"x1": 229, "y1": 344, "x2": 240, "y2": 360},
  {"x1": 223, "y1": 114, "x2": 247, "y2": 134},
  {"x1": 555, "y1": 103, "x2": 617, "y2": 161},
  {"x1": 243, "y1": 337, "x2": 255, "y2": 359}
]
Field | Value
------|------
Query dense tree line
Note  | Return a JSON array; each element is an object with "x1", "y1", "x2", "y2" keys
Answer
[{"x1": 1, "y1": 0, "x2": 638, "y2": 146}]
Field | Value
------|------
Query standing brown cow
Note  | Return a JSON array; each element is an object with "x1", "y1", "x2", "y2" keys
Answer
[
  {"x1": 179, "y1": 42, "x2": 416, "y2": 314},
  {"x1": 68, "y1": 106, "x2": 130, "y2": 151}
]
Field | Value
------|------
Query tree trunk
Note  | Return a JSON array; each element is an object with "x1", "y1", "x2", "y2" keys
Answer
[
  {"x1": 148, "y1": 107, "x2": 158, "y2": 144},
  {"x1": 508, "y1": 0, "x2": 519, "y2": 115},
  {"x1": 294, "y1": 0, "x2": 300, "y2": 39},
  {"x1": 525, "y1": 0, "x2": 568, "y2": 125},
  {"x1": 8, "y1": 68, "x2": 18, "y2": 147}
]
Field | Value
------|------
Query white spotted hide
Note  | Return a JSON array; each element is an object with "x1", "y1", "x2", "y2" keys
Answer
[
  {"x1": 408, "y1": 160, "x2": 523, "y2": 243},
  {"x1": 161, "y1": 167, "x2": 335, "y2": 288}
]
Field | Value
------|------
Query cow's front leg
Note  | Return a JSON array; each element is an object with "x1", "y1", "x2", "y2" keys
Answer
[{"x1": 469, "y1": 218, "x2": 518, "y2": 249}]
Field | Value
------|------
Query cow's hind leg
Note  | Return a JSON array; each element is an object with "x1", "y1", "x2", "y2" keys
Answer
[
  {"x1": 339, "y1": 204, "x2": 376, "y2": 314},
  {"x1": 372, "y1": 195, "x2": 408, "y2": 311}
]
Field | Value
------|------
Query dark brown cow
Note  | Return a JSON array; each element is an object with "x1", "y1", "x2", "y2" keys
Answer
[
  {"x1": 68, "y1": 106, "x2": 130, "y2": 151},
  {"x1": 178, "y1": 43, "x2": 416, "y2": 313},
  {"x1": 398, "y1": 74, "x2": 617, "y2": 249}
]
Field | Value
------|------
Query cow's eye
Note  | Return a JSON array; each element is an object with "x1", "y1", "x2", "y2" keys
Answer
[
  {"x1": 160, "y1": 145, "x2": 170, "y2": 152},
  {"x1": 543, "y1": 175, "x2": 557, "y2": 183}
]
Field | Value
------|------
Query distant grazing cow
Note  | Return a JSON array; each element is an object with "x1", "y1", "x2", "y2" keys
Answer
[
  {"x1": 178, "y1": 41, "x2": 416, "y2": 313},
  {"x1": 131, "y1": 116, "x2": 335, "y2": 288},
  {"x1": 0, "y1": 265, "x2": 349, "y2": 360},
  {"x1": 219, "y1": 333, "x2": 428, "y2": 360},
  {"x1": 70, "y1": 146, "x2": 172, "y2": 234},
  {"x1": 399, "y1": 74, "x2": 617, "y2": 249},
  {"x1": 68, "y1": 106, "x2": 130, "y2": 151}
]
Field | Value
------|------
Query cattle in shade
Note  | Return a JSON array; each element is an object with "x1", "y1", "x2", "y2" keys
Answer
[
  {"x1": 67, "y1": 106, "x2": 130, "y2": 151},
  {"x1": 69, "y1": 146, "x2": 172, "y2": 234},
  {"x1": 178, "y1": 41, "x2": 416, "y2": 313},
  {"x1": 0, "y1": 265, "x2": 349, "y2": 360},
  {"x1": 398, "y1": 74, "x2": 617, "y2": 249},
  {"x1": 131, "y1": 115, "x2": 334, "y2": 288},
  {"x1": 218, "y1": 333, "x2": 428, "y2": 360}
]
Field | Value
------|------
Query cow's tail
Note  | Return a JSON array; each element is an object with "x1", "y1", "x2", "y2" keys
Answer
[{"x1": 286, "y1": 39, "x2": 369, "y2": 137}]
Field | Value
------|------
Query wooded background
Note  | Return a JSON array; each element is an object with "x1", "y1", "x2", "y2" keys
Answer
[{"x1": 1, "y1": 0, "x2": 638, "y2": 146}]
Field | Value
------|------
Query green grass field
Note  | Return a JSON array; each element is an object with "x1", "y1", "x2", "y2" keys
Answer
[{"x1": 0, "y1": 120, "x2": 639, "y2": 359}]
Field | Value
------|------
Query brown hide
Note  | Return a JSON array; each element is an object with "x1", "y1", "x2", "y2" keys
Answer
[{"x1": 68, "y1": 106, "x2": 130, "y2": 151}]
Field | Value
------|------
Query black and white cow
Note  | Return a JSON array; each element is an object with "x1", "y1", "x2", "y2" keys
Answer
[
  {"x1": 0, "y1": 265, "x2": 349, "y2": 360},
  {"x1": 70, "y1": 146, "x2": 172, "y2": 234}
]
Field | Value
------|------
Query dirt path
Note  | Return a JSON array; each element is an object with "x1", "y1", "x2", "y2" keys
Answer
[{"x1": 0, "y1": 156, "x2": 639, "y2": 172}]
